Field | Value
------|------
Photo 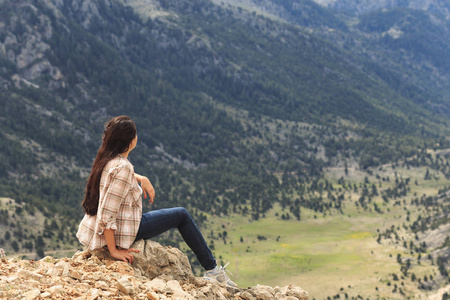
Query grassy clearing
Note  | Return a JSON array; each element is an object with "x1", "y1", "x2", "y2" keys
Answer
[
  {"x1": 181, "y1": 163, "x2": 450, "y2": 299},
  {"x1": 200, "y1": 206, "x2": 404, "y2": 299}
]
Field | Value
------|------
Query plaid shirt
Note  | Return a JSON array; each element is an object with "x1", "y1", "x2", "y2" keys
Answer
[{"x1": 76, "y1": 155, "x2": 142, "y2": 250}]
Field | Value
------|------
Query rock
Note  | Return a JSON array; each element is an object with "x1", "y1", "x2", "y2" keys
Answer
[
  {"x1": 72, "y1": 250, "x2": 92, "y2": 262},
  {"x1": 75, "y1": 282, "x2": 91, "y2": 289},
  {"x1": 27, "y1": 279, "x2": 41, "y2": 287},
  {"x1": 256, "y1": 284, "x2": 275, "y2": 295},
  {"x1": 131, "y1": 239, "x2": 194, "y2": 281},
  {"x1": 273, "y1": 284, "x2": 309, "y2": 300},
  {"x1": 245, "y1": 284, "x2": 276, "y2": 300},
  {"x1": 40, "y1": 292, "x2": 51, "y2": 298},
  {"x1": 147, "y1": 291, "x2": 159, "y2": 300},
  {"x1": 55, "y1": 260, "x2": 71, "y2": 276},
  {"x1": 0, "y1": 248, "x2": 5, "y2": 258},
  {"x1": 17, "y1": 269, "x2": 43, "y2": 281},
  {"x1": 94, "y1": 280, "x2": 109, "y2": 290},
  {"x1": 47, "y1": 285, "x2": 65, "y2": 294},
  {"x1": 69, "y1": 268, "x2": 82, "y2": 280},
  {"x1": 100, "y1": 290, "x2": 115, "y2": 297},
  {"x1": 88, "y1": 255, "x2": 103, "y2": 266},
  {"x1": 167, "y1": 280, "x2": 194, "y2": 300},
  {"x1": 88, "y1": 288, "x2": 101, "y2": 300},
  {"x1": 238, "y1": 291, "x2": 255, "y2": 300},
  {"x1": 106, "y1": 261, "x2": 134, "y2": 276},
  {"x1": 21, "y1": 288, "x2": 41, "y2": 300},
  {"x1": 145, "y1": 277, "x2": 172, "y2": 294},
  {"x1": 5, "y1": 275, "x2": 18, "y2": 282},
  {"x1": 46, "y1": 267, "x2": 61, "y2": 277},
  {"x1": 117, "y1": 276, "x2": 135, "y2": 295}
]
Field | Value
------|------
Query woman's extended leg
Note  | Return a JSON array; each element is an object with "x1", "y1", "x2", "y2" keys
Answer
[{"x1": 135, "y1": 207, "x2": 217, "y2": 271}]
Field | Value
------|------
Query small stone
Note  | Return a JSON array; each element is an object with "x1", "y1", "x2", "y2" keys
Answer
[
  {"x1": 75, "y1": 282, "x2": 91, "y2": 289},
  {"x1": 6, "y1": 275, "x2": 18, "y2": 282},
  {"x1": 286, "y1": 284, "x2": 309, "y2": 300},
  {"x1": 47, "y1": 285, "x2": 65, "y2": 294},
  {"x1": 95, "y1": 280, "x2": 109, "y2": 290},
  {"x1": 40, "y1": 292, "x2": 51, "y2": 298},
  {"x1": 117, "y1": 277, "x2": 135, "y2": 295},
  {"x1": 18, "y1": 269, "x2": 43, "y2": 281},
  {"x1": 21, "y1": 288, "x2": 41, "y2": 300},
  {"x1": 166, "y1": 280, "x2": 183, "y2": 293},
  {"x1": 147, "y1": 292, "x2": 159, "y2": 300},
  {"x1": 55, "y1": 261, "x2": 70, "y2": 276},
  {"x1": 28, "y1": 279, "x2": 41, "y2": 287},
  {"x1": 88, "y1": 288, "x2": 100, "y2": 300},
  {"x1": 218, "y1": 286, "x2": 231, "y2": 298},
  {"x1": 46, "y1": 267, "x2": 61, "y2": 277},
  {"x1": 167, "y1": 280, "x2": 194, "y2": 299},
  {"x1": 148, "y1": 278, "x2": 172, "y2": 294},
  {"x1": 0, "y1": 248, "x2": 5, "y2": 258},
  {"x1": 69, "y1": 269, "x2": 82, "y2": 280},
  {"x1": 106, "y1": 261, "x2": 134, "y2": 275},
  {"x1": 238, "y1": 291, "x2": 255, "y2": 300},
  {"x1": 65, "y1": 287, "x2": 82, "y2": 298},
  {"x1": 89, "y1": 256, "x2": 102, "y2": 265},
  {"x1": 100, "y1": 290, "x2": 115, "y2": 297}
]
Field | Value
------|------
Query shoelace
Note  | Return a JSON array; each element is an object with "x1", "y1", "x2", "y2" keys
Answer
[{"x1": 218, "y1": 262, "x2": 233, "y2": 277}]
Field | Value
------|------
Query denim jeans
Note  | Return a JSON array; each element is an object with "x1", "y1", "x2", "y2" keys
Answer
[{"x1": 134, "y1": 207, "x2": 217, "y2": 270}]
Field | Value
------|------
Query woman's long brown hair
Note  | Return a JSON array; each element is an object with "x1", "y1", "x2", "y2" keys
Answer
[{"x1": 82, "y1": 116, "x2": 137, "y2": 216}]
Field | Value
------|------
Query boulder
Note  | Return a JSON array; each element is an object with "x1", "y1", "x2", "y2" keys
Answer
[{"x1": 131, "y1": 239, "x2": 194, "y2": 281}]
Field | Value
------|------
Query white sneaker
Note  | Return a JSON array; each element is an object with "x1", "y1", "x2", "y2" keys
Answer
[{"x1": 203, "y1": 262, "x2": 238, "y2": 288}]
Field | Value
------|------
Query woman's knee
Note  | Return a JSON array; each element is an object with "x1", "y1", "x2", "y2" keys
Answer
[{"x1": 175, "y1": 207, "x2": 191, "y2": 223}]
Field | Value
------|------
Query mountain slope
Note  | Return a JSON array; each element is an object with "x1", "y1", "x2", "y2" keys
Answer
[{"x1": 0, "y1": 0, "x2": 449, "y2": 263}]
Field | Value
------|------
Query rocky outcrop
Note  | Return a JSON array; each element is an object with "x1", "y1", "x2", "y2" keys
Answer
[
  {"x1": 0, "y1": 240, "x2": 308, "y2": 299},
  {"x1": 0, "y1": 0, "x2": 64, "y2": 90}
]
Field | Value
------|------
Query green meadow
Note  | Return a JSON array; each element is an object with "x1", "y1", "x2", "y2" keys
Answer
[{"x1": 183, "y1": 162, "x2": 450, "y2": 299}]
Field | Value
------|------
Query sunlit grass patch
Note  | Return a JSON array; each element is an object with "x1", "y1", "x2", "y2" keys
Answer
[{"x1": 344, "y1": 231, "x2": 372, "y2": 240}]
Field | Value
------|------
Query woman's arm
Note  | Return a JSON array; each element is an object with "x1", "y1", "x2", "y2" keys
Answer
[
  {"x1": 135, "y1": 173, "x2": 155, "y2": 203},
  {"x1": 104, "y1": 229, "x2": 139, "y2": 263}
]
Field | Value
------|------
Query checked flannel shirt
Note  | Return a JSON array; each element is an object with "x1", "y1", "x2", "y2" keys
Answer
[{"x1": 76, "y1": 154, "x2": 142, "y2": 250}]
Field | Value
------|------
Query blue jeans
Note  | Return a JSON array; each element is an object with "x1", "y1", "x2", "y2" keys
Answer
[{"x1": 134, "y1": 207, "x2": 217, "y2": 270}]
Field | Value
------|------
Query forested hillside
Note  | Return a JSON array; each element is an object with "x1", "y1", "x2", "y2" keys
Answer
[{"x1": 1, "y1": 1, "x2": 450, "y2": 295}]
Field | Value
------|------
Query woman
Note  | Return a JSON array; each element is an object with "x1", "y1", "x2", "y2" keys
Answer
[{"x1": 76, "y1": 116, "x2": 237, "y2": 287}]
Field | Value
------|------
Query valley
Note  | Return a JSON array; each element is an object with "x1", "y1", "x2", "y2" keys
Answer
[{"x1": 198, "y1": 156, "x2": 450, "y2": 299}]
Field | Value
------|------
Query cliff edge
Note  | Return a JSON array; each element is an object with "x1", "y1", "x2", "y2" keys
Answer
[{"x1": 0, "y1": 240, "x2": 308, "y2": 299}]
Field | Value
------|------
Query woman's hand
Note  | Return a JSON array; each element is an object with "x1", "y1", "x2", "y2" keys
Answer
[
  {"x1": 104, "y1": 229, "x2": 139, "y2": 264},
  {"x1": 135, "y1": 173, "x2": 155, "y2": 203},
  {"x1": 110, "y1": 248, "x2": 140, "y2": 264}
]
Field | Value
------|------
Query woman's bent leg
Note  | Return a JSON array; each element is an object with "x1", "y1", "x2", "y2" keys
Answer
[{"x1": 135, "y1": 207, "x2": 216, "y2": 270}]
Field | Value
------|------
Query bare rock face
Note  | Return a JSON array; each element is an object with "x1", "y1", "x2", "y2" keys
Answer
[
  {"x1": 0, "y1": 241, "x2": 309, "y2": 299},
  {"x1": 131, "y1": 239, "x2": 194, "y2": 281}
]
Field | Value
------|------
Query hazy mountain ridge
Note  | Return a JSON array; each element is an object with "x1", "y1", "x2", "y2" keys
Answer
[{"x1": 207, "y1": 0, "x2": 450, "y2": 115}]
